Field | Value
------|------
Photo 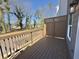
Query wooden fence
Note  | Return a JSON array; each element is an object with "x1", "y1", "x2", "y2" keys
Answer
[{"x1": 0, "y1": 29, "x2": 44, "y2": 59}]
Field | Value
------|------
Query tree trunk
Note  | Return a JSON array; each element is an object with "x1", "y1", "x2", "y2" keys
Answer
[
  {"x1": 19, "y1": 20, "x2": 23, "y2": 29},
  {"x1": 7, "y1": 13, "x2": 11, "y2": 32},
  {"x1": 1, "y1": 22, "x2": 7, "y2": 33}
]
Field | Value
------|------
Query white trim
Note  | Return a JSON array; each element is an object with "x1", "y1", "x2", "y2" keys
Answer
[
  {"x1": 67, "y1": 25, "x2": 71, "y2": 42},
  {"x1": 67, "y1": 14, "x2": 72, "y2": 42}
]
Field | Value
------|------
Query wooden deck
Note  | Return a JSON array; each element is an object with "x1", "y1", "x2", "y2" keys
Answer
[{"x1": 13, "y1": 37, "x2": 70, "y2": 59}]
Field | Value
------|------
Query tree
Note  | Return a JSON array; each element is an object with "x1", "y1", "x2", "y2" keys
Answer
[
  {"x1": 33, "y1": 19, "x2": 36, "y2": 28},
  {"x1": 4, "y1": 0, "x2": 11, "y2": 32},
  {"x1": 34, "y1": 8, "x2": 44, "y2": 28},
  {"x1": 25, "y1": 15, "x2": 32, "y2": 29},
  {"x1": 48, "y1": 2, "x2": 53, "y2": 10},
  {"x1": 25, "y1": 15, "x2": 29, "y2": 29},
  {"x1": 13, "y1": 5, "x2": 25, "y2": 29},
  {"x1": 0, "y1": 0, "x2": 7, "y2": 33},
  {"x1": 25, "y1": 6, "x2": 33, "y2": 29},
  {"x1": 0, "y1": 11, "x2": 7, "y2": 33}
]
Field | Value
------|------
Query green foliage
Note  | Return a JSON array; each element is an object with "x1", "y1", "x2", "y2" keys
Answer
[
  {"x1": 35, "y1": 8, "x2": 44, "y2": 28},
  {"x1": 33, "y1": 19, "x2": 36, "y2": 28},
  {"x1": 25, "y1": 15, "x2": 31, "y2": 29},
  {"x1": 0, "y1": 18, "x2": 7, "y2": 33},
  {"x1": 0, "y1": 0, "x2": 2, "y2": 4},
  {"x1": 4, "y1": 0, "x2": 9, "y2": 2},
  {"x1": 35, "y1": 9, "x2": 42, "y2": 19},
  {"x1": 5, "y1": 0, "x2": 11, "y2": 32},
  {"x1": 0, "y1": 0, "x2": 8, "y2": 33},
  {"x1": 48, "y1": 2, "x2": 53, "y2": 9}
]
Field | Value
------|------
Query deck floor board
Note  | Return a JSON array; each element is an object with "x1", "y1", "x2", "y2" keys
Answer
[{"x1": 14, "y1": 37, "x2": 70, "y2": 59}]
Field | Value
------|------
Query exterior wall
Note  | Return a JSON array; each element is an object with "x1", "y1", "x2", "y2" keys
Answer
[
  {"x1": 74, "y1": 14, "x2": 79, "y2": 59},
  {"x1": 66, "y1": 0, "x2": 79, "y2": 59},
  {"x1": 66, "y1": 11, "x2": 78, "y2": 59},
  {"x1": 57, "y1": 0, "x2": 68, "y2": 16}
]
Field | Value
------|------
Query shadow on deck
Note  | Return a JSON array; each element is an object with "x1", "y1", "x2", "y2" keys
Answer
[{"x1": 13, "y1": 37, "x2": 70, "y2": 59}]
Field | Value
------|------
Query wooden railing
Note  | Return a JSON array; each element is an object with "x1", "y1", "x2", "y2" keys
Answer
[{"x1": 0, "y1": 29, "x2": 44, "y2": 59}]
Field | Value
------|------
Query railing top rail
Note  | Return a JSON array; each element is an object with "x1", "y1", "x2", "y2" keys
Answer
[{"x1": 0, "y1": 28, "x2": 43, "y2": 40}]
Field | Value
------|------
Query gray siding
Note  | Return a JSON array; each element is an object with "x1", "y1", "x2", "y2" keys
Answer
[
  {"x1": 74, "y1": 15, "x2": 79, "y2": 59},
  {"x1": 66, "y1": 12, "x2": 78, "y2": 59},
  {"x1": 66, "y1": 0, "x2": 78, "y2": 59}
]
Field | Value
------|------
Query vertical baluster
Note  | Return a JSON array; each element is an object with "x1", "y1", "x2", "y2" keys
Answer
[
  {"x1": 15, "y1": 36, "x2": 17, "y2": 51},
  {"x1": 25, "y1": 34, "x2": 28, "y2": 43},
  {"x1": 38, "y1": 30, "x2": 40, "y2": 39},
  {"x1": 4, "y1": 39, "x2": 11, "y2": 57},
  {"x1": 11, "y1": 37, "x2": 15, "y2": 53},
  {"x1": 15, "y1": 36, "x2": 19, "y2": 52},
  {"x1": 33, "y1": 31, "x2": 36, "y2": 41},
  {"x1": 9, "y1": 37, "x2": 14, "y2": 54},
  {"x1": 20, "y1": 35, "x2": 22, "y2": 48},
  {"x1": 41, "y1": 29, "x2": 43, "y2": 37},
  {"x1": 7, "y1": 38, "x2": 12, "y2": 56},
  {"x1": 20, "y1": 35, "x2": 22, "y2": 47},
  {"x1": 22, "y1": 34, "x2": 25, "y2": 46},
  {"x1": 0, "y1": 40, "x2": 5, "y2": 58},
  {"x1": 28, "y1": 33, "x2": 31, "y2": 45},
  {"x1": 40, "y1": 30, "x2": 42, "y2": 39},
  {"x1": 21, "y1": 35, "x2": 23, "y2": 48},
  {"x1": 3, "y1": 39, "x2": 8, "y2": 57},
  {"x1": 12, "y1": 37, "x2": 16, "y2": 52},
  {"x1": 34, "y1": 31, "x2": 35, "y2": 40},
  {"x1": 19, "y1": 35, "x2": 21, "y2": 49},
  {"x1": 15, "y1": 36, "x2": 18, "y2": 50},
  {"x1": 3, "y1": 39, "x2": 8, "y2": 56},
  {"x1": 24, "y1": 34, "x2": 27, "y2": 45},
  {"x1": 0, "y1": 43, "x2": 4, "y2": 59},
  {"x1": 31, "y1": 32, "x2": 33, "y2": 44},
  {"x1": 25, "y1": 34, "x2": 28, "y2": 44},
  {"x1": 24, "y1": 34, "x2": 26, "y2": 44},
  {"x1": 18, "y1": 36, "x2": 21, "y2": 49},
  {"x1": 16, "y1": 36, "x2": 20, "y2": 50},
  {"x1": 23, "y1": 34, "x2": 25, "y2": 47}
]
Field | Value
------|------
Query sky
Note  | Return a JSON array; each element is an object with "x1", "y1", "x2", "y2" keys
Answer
[{"x1": 8, "y1": 0, "x2": 59, "y2": 24}]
